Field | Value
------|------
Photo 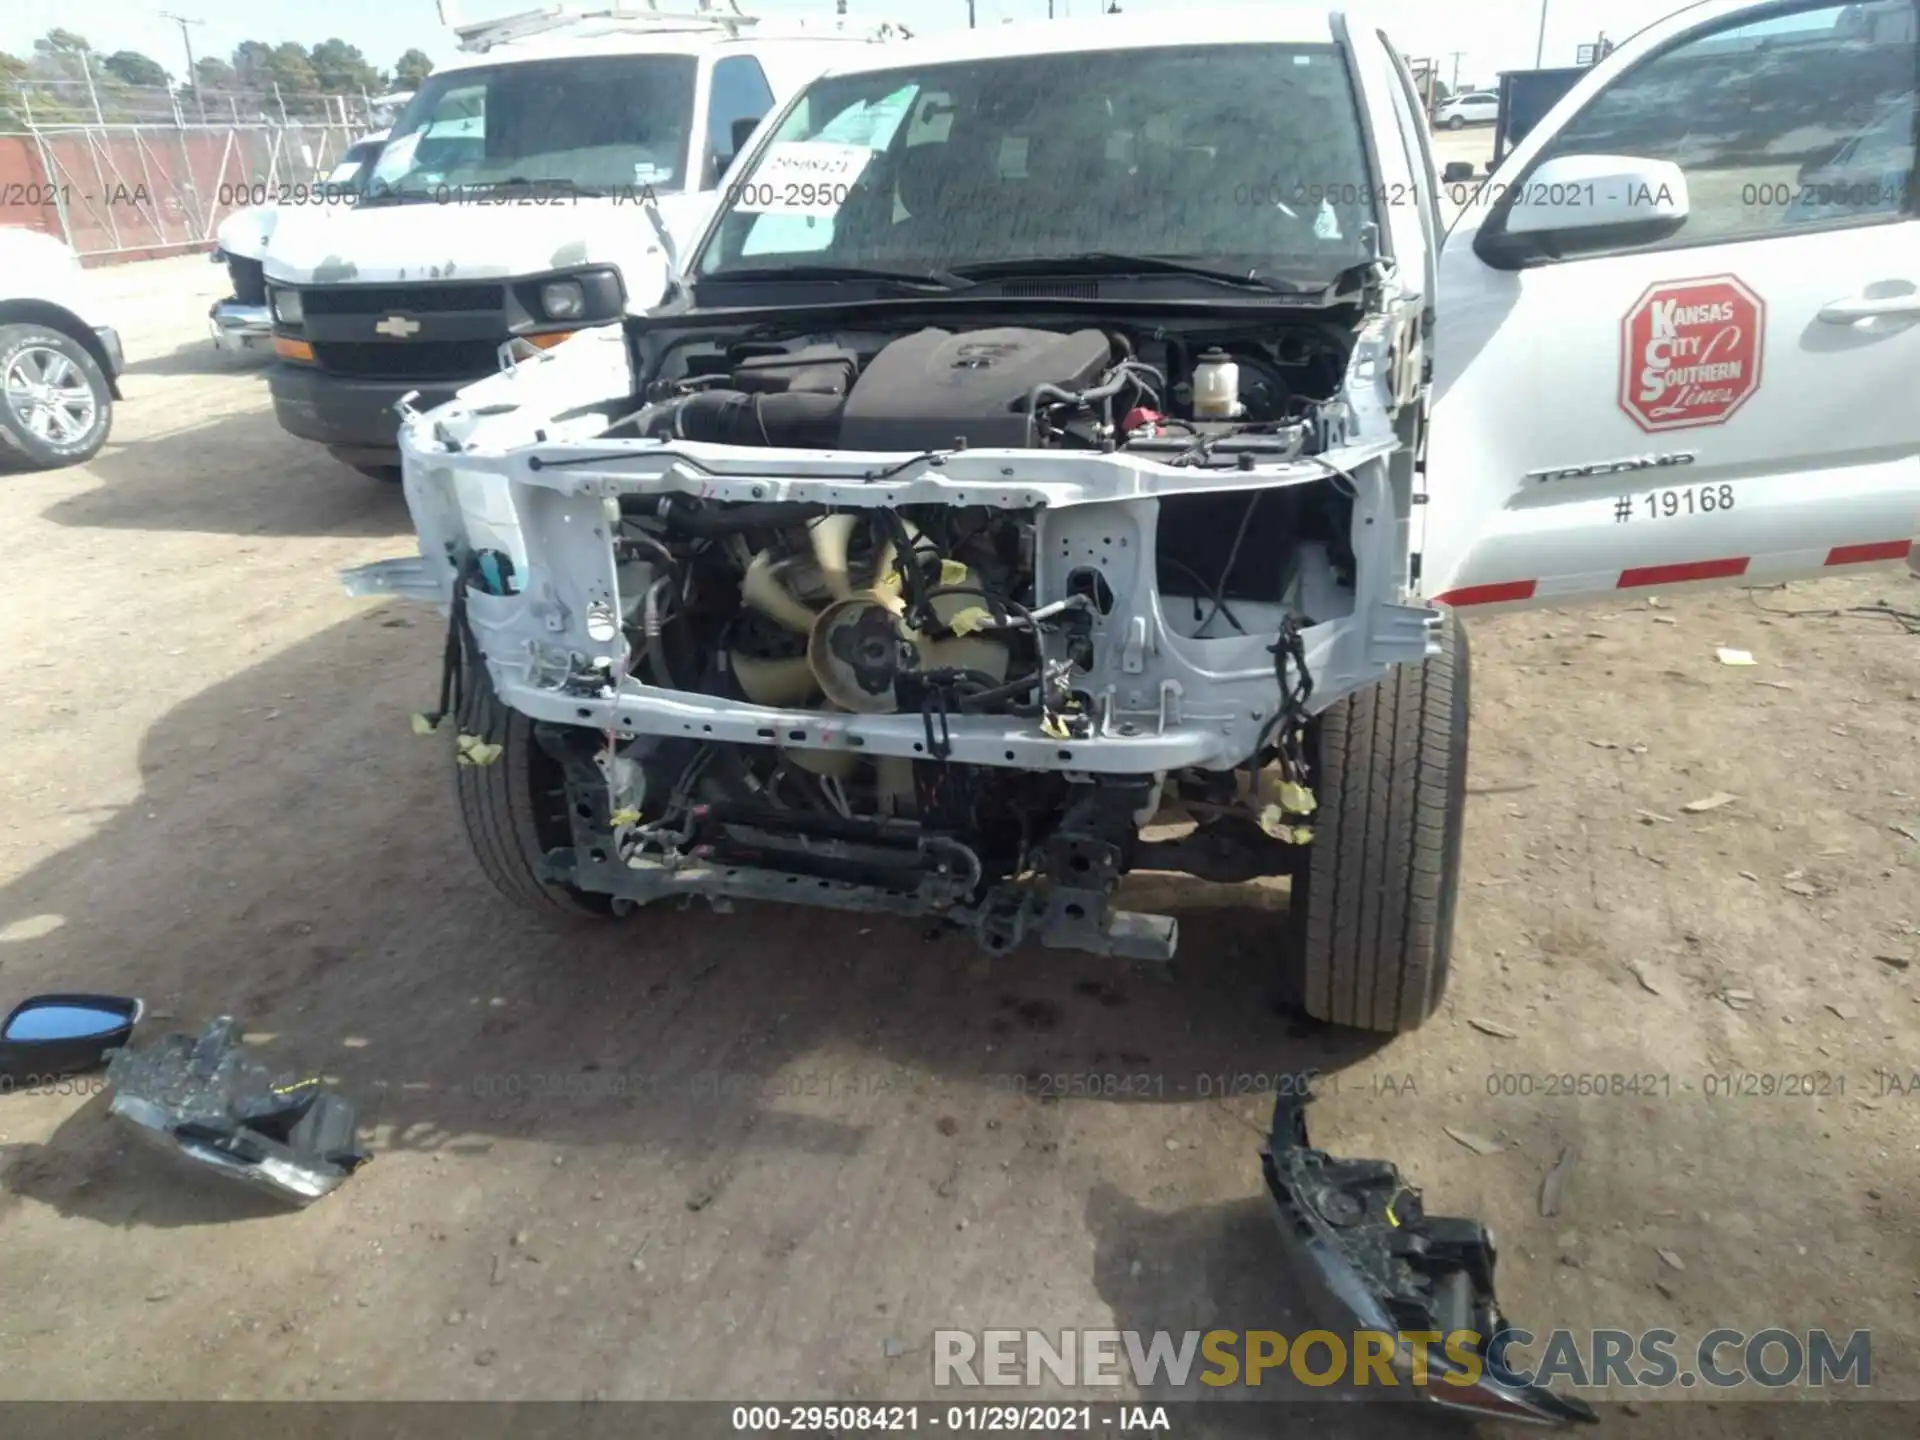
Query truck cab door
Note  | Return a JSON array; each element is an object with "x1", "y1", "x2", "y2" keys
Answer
[{"x1": 1422, "y1": 0, "x2": 1920, "y2": 612}]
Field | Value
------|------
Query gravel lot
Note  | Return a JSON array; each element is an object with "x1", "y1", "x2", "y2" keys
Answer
[{"x1": 0, "y1": 241, "x2": 1914, "y2": 1439}]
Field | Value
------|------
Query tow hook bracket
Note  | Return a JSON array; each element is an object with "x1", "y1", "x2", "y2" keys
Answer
[{"x1": 1261, "y1": 1089, "x2": 1598, "y2": 1427}]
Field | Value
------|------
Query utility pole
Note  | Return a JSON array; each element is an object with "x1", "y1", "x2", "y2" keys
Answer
[
  {"x1": 1533, "y1": 0, "x2": 1550, "y2": 66},
  {"x1": 159, "y1": 11, "x2": 208, "y2": 124},
  {"x1": 1447, "y1": 50, "x2": 1463, "y2": 92},
  {"x1": 967, "y1": 0, "x2": 975, "y2": 27}
]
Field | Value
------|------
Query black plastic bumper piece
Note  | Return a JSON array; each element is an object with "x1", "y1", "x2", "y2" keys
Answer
[
  {"x1": 267, "y1": 361, "x2": 459, "y2": 453},
  {"x1": 1262, "y1": 1090, "x2": 1598, "y2": 1427}
]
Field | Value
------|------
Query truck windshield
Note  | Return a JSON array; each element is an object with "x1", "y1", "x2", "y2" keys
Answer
[
  {"x1": 366, "y1": 54, "x2": 698, "y2": 200},
  {"x1": 694, "y1": 43, "x2": 1378, "y2": 288}
]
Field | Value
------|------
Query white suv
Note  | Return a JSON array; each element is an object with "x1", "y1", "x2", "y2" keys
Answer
[
  {"x1": 1435, "y1": 89, "x2": 1498, "y2": 128},
  {"x1": 0, "y1": 226, "x2": 123, "y2": 469}
]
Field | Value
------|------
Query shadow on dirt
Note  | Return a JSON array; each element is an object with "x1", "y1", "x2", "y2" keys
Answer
[
  {"x1": 119, "y1": 340, "x2": 277, "y2": 380},
  {"x1": 41, "y1": 407, "x2": 409, "y2": 538},
  {"x1": 1085, "y1": 1183, "x2": 1472, "y2": 1435},
  {"x1": 0, "y1": 607, "x2": 1389, "y2": 1232},
  {"x1": 2, "y1": 1093, "x2": 296, "y2": 1230}
]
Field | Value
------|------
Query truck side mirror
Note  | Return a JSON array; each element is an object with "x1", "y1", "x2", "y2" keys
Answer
[{"x1": 1474, "y1": 153, "x2": 1689, "y2": 269}]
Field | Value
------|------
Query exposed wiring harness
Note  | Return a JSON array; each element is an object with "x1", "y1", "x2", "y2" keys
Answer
[{"x1": 1254, "y1": 614, "x2": 1315, "y2": 788}]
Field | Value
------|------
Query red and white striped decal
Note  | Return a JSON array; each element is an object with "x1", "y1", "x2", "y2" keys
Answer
[{"x1": 1432, "y1": 539, "x2": 1913, "y2": 607}]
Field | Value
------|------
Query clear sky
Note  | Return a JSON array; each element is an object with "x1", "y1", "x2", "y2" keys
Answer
[{"x1": 3, "y1": 0, "x2": 1696, "y2": 94}]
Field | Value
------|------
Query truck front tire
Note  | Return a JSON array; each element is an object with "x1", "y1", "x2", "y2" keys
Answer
[
  {"x1": 454, "y1": 649, "x2": 616, "y2": 919},
  {"x1": 1286, "y1": 612, "x2": 1469, "y2": 1033},
  {"x1": 0, "y1": 324, "x2": 113, "y2": 470}
]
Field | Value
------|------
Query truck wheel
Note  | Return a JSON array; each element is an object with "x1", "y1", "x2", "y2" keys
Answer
[
  {"x1": 454, "y1": 648, "x2": 616, "y2": 918},
  {"x1": 0, "y1": 324, "x2": 113, "y2": 470},
  {"x1": 1285, "y1": 612, "x2": 1469, "y2": 1033}
]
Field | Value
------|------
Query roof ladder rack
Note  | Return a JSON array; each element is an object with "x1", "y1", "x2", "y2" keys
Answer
[{"x1": 438, "y1": 0, "x2": 761, "y2": 53}]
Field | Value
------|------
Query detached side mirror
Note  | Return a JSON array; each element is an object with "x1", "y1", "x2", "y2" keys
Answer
[
  {"x1": 1475, "y1": 154, "x2": 1688, "y2": 268},
  {"x1": 0, "y1": 993, "x2": 143, "y2": 1083}
]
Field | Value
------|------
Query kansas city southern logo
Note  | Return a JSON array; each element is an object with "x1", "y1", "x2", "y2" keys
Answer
[{"x1": 1619, "y1": 276, "x2": 1764, "y2": 432}]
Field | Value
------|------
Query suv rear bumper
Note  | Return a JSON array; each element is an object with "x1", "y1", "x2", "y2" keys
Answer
[{"x1": 268, "y1": 363, "x2": 460, "y2": 455}]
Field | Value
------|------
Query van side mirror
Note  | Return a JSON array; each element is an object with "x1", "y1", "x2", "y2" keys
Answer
[
  {"x1": 709, "y1": 116, "x2": 765, "y2": 188},
  {"x1": 1474, "y1": 154, "x2": 1689, "y2": 269}
]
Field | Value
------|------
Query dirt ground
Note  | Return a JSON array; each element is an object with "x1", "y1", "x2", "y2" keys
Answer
[{"x1": 0, "y1": 249, "x2": 1915, "y2": 1439}]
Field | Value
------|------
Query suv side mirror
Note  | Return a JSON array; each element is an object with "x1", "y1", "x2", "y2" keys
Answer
[{"x1": 1474, "y1": 153, "x2": 1689, "y2": 268}]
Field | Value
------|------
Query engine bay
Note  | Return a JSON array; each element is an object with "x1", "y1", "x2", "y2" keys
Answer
[
  {"x1": 621, "y1": 316, "x2": 1358, "y2": 458},
  {"x1": 485, "y1": 314, "x2": 1374, "y2": 951}
]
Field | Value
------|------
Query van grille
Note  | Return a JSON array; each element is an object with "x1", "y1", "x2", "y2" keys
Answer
[
  {"x1": 311, "y1": 340, "x2": 500, "y2": 381},
  {"x1": 302, "y1": 283, "x2": 505, "y2": 316}
]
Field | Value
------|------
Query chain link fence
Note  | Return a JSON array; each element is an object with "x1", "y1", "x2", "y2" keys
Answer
[{"x1": 2, "y1": 62, "x2": 399, "y2": 260}]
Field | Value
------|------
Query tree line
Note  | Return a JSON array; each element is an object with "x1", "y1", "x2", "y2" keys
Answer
[{"x1": 2, "y1": 28, "x2": 435, "y2": 127}]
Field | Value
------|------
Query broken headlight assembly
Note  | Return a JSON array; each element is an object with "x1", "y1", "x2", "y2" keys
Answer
[{"x1": 1263, "y1": 1089, "x2": 1598, "y2": 1426}]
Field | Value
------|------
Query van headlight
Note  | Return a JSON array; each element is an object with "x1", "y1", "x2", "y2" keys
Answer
[
  {"x1": 539, "y1": 279, "x2": 586, "y2": 320},
  {"x1": 272, "y1": 288, "x2": 304, "y2": 325}
]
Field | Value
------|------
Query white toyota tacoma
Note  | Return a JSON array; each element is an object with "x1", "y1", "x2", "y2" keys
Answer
[{"x1": 343, "y1": 2, "x2": 1919, "y2": 1419}]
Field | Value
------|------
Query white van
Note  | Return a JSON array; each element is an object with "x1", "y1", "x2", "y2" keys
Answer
[{"x1": 261, "y1": 1, "x2": 900, "y2": 478}]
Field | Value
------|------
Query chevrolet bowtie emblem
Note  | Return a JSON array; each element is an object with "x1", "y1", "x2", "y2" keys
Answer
[{"x1": 375, "y1": 314, "x2": 422, "y2": 338}]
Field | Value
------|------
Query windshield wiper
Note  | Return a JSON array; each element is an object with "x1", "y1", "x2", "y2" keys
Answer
[
  {"x1": 948, "y1": 253, "x2": 1316, "y2": 293},
  {"x1": 361, "y1": 176, "x2": 611, "y2": 205},
  {"x1": 701, "y1": 263, "x2": 973, "y2": 291}
]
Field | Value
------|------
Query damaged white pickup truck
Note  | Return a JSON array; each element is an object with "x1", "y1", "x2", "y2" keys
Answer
[{"x1": 346, "y1": 3, "x2": 1918, "y2": 1420}]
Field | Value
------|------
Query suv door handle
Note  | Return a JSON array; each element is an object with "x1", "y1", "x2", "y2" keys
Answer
[{"x1": 1817, "y1": 291, "x2": 1920, "y2": 323}]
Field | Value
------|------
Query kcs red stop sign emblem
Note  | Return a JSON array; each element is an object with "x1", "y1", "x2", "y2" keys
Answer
[{"x1": 1618, "y1": 276, "x2": 1765, "y2": 432}]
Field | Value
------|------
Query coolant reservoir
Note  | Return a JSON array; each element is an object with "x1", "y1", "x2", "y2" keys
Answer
[{"x1": 1192, "y1": 348, "x2": 1243, "y2": 419}]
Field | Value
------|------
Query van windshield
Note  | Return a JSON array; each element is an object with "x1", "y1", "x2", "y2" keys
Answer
[
  {"x1": 366, "y1": 54, "x2": 698, "y2": 200},
  {"x1": 693, "y1": 43, "x2": 1378, "y2": 288}
]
